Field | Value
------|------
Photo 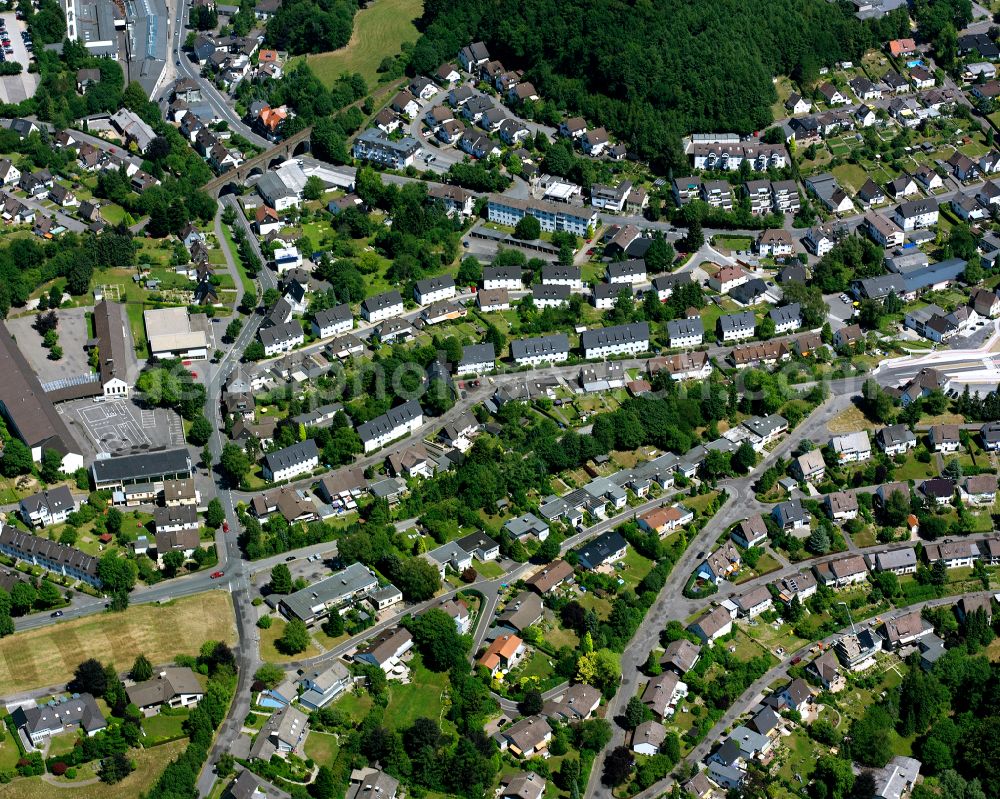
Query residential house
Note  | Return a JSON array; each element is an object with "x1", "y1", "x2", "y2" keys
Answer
[
  {"x1": 921, "y1": 477, "x2": 956, "y2": 506},
  {"x1": 665, "y1": 317, "x2": 705, "y2": 348},
  {"x1": 825, "y1": 491, "x2": 859, "y2": 521},
  {"x1": 499, "y1": 716, "x2": 552, "y2": 758},
  {"x1": 576, "y1": 531, "x2": 628, "y2": 570},
  {"x1": 497, "y1": 591, "x2": 544, "y2": 633},
  {"x1": 733, "y1": 515, "x2": 768, "y2": 548},
  {"x1": 261, "y1": 439, "x2": 319, "y2": 483},
  {"x1": 814, "y1": 554, "x2": 868, "y2": 587},
  {"x1": 772, "y1": 571, "x2": 818, "y2": 605},
  {"x1": 13, "y1": 694, "x2": 106, "y2": 748},
  {"x1": 876, "y1": 424, "x2": 917, "y2": 456},
  {"x1": 688, "y1": 605, "x2": 734, "y2": 644},
  {"x1": 641, "y1": 671, "x2": 688, "y2": 719},
  {"x1": 126, "y1": 667, "x2": 204, "y2": 716},
  {"x1": 660, "y1": 639, "x2": 701, "y2": 675},
  {"x1": 478, "y1": 634, "x2": 526, "y2": 676},
  {"x1": 638, "y1": 505, "x2": 693, "y2": 537},
  {"x1": 19, "y1": 486, "x2": 76, "y2": 528},
  {"x1": 526, "y1": 560, "x2": 575, "y2": 595},
  {"x1": 928, "y1": 424, "x2": 961, "y2": 453},
  {"x1": 354, "y1": 627, "x2": 413, "y2": 672},
  {"x1": 791, "y1": 448, "x2": 826, "y2": 483},
  {"x1": 772, "y1": 500, "x2": 810, "y2": 532},
  {"x1": 830, "y1": 430, "x2": 872, "y2": 463},
  {"x1": 872, "y1": 547, "x2": 918, "y2": 575},
  {"x1": 964, "y1": 474, "x2": 998, "y2": 505},
  {"x1": 734, "y1": 586, "x2": 773, "y2": 618},
  {"x1": 501, "y1": 772, "x2": 547, "y2": 799},
  {"x1": 696, "y1": 543, "x2": 743, "y2": 585},
  {"x1": 717, "y1": 311, "x2": 757, "y2": 343},
  {"x1": 923, "y1": 539, "x2": 979, "y2": 568},
  {"x1": 808, "y1": 650, "x2": 846, "y2": 692}
]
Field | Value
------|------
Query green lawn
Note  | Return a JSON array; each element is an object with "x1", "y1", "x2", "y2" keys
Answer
[
  {"x1": 831, "y1": 163, "x2": 870, "y2": 195},
  {"x1": 259, "y1": 618, "x2": 322, "y2": 663},
  {"x1": 712, "y1": 235, "x2": 752, "y2": 253},
  {"x1": 618, "y1": 547, "x2": 655, "y2": 591},
  {"x1": 141, "y1": 709, "x2": 189, "y2": 743},
  {"x1": 293, "y1": 0, "x2": 424, "y2": 88},
  {"x1": 333, "y1": 690, "x2": 373, "y2": 723},
  {"x1": 385, "y1": 653, "x2": 449, "y2": 730},
  {"x1": 99, "y1": 203, "x2": 126, "y2": 225},
  {"x1": 220, "y1": 222, "x2": 255, "y2": 299},
  {"x1": 472, "y1": 560, "x2": 505, "y2": 579},
  {"x1": 304, "y1": 730, "x2": 339, "y2": 766},
  {"x1": 893, "y1": 450, "x2": 938, "y2": 481},
  {"x1": 0, "y1": 731, "x2": 20, "y2": 771}
]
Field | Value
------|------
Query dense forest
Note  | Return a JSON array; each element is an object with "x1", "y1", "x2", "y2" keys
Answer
[
  {"x1": 410, "y1": 0, "x2": 908, "y2": 170},
  {"x1": 265, "y1": 0, "x2": 358, "y2": 54}
]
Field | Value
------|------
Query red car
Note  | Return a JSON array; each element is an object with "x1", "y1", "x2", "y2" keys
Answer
[
  {"x1": 210, "y1": 571, "x2": 224, "y2": 579},
  {"x1": 222, "y1": 521, "x2": 229, "y2": 533}
]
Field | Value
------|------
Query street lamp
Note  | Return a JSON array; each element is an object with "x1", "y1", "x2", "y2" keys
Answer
[{"x1": 837, "y1": 600, "x2": 857, "y2": 635}]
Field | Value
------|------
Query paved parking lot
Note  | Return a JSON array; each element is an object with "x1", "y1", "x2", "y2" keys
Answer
[
  {"x1": 0, "y1": 13, "x2": 38, "y2": 103},
  {"x1": 949, "y1": 319, "x2": 997, "y2": 350},
  {"x1": 5, "y1": 308, "x2": 91, "y2": 384}
]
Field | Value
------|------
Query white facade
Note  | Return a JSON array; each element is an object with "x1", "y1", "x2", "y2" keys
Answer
[{"x1": 487, "y1": 195, "x2": 597, "y2": 238}]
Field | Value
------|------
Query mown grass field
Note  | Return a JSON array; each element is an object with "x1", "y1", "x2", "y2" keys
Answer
[
  {"x1": 294, "y1": 0, "x2": 423, "y2": 88},
  {"x1": 0, "y1": 592, "x2": 235, "y2": 694}
]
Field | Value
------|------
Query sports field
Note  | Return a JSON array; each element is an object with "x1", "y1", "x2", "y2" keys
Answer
[
  {"x1": 294, "y1": 0, "x2": 423, "y2": 88},
  {"x1": 0, "y1": 592, "x2": 236, "y2": 694}
]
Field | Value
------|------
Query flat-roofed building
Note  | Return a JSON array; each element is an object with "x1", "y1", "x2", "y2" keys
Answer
[
  {"x1": 144, "y1": 307, "x2": 209, "y2": 360},
  {"x1": 92, "y1": 448, "x2": 193, "y2": 492}
]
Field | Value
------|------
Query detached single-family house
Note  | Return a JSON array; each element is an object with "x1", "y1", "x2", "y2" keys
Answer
[
  {"x1": 688, "y1": 605, "x2": 733, "y2": 645},
  {"x1": 876, "y1": 424, "x2": 917, "y2": 456}
]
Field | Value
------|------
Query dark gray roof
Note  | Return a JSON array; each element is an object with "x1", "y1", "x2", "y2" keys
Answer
[
  {"x1": 92, "y1": 448, "x2": 193, "y2": 485},
  {"x1": 511, "y1": 334, "x2": 569, "y2": 361},
  {"x1": 264, "y1": 439, "x2": 319, "y2": 473},
  {"x1": 580, "y1": 322, "x2": 649, "y2": 351},
  {"x1": 0, "y1": 525, "x2": 99, "y2": 579},
  {"x1": 313, "y1": 304, "x2": 352, "y2": 327},
  {"x1": 666, "y1": 317, "x2": 704, "y2": 338},
  {"x1": 769, "y1": 303, "x2": 801, "y2": 325},
  {"x1": 459, "y1": 343, "x2": 496, "y2": 367},
  {"x1": 576, "y1": 531, "x2": 627, "y2": 566},
  {"x1": 415, "y1": 275, "x2": 455, "y2": 295},
  {"x1": 356, "y1": 400, "x2": 423, "y2": 444},
  {"x1": 259, "y1": 320, "x2": 303, "y2": 348},
  {"x1": 717, "y1": 310, "x2": 756, "y2": 333},
  {"x1": 14, "y1": 693, "x2": 105, "y2": 737},
  {"x1": 362, "y1": 290, "x2": 403, "y2": 313},
  {"x1": 21, "y1": 485, "x2": 75, "y2": 516}
]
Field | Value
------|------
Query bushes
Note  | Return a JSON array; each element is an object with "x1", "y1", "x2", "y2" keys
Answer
[{"x1": 17, "y1": 752, "x2": 45, "y2": 776}]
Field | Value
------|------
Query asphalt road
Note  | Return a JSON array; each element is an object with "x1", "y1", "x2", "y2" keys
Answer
[{"x1": 581, "y1": 393, "x2": 854, "y2": 799}]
